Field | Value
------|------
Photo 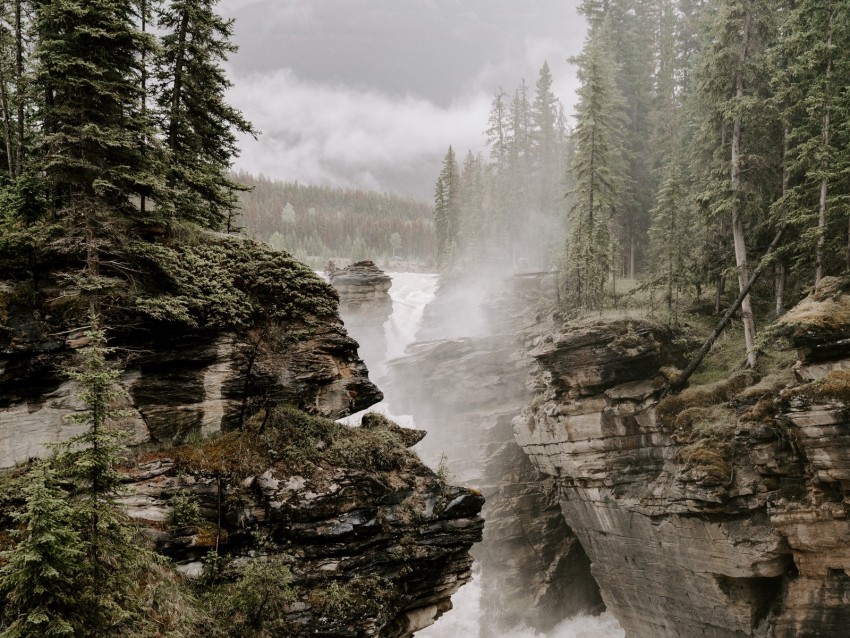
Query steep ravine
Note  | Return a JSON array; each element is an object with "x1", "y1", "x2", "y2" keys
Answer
[
  {"x1": 0, "y1": 238, "x2": 484, "y2": 637},
  {"x1": 346, "y1": 264, "x2": 850, "y2": 637}
]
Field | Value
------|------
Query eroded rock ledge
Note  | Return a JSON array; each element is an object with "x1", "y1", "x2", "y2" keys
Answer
[
  {"x1": 513, "y1": 279, "x2": 850, "y2": 637},
  {"x1": 122, "y1": 410, "x2": 484, "y2": 637},
  {"x1": 0, "y1": 236, "x2": 482, "y2": 637}
]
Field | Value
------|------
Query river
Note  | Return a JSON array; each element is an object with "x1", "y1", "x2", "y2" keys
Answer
[{"x1": 340, "y1": 272, "x2": 624, "y2": 638}]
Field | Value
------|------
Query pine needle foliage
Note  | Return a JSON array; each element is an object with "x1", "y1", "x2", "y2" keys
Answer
[
  {"x1": 0, "y1": 462, "x2": 84, "y2": 638},
  {"x1": 565, "y1": 21, "x2": 629, "y2": 310}
]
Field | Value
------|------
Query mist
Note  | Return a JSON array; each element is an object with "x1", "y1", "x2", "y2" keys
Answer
[{"x1": 221, "y1": 0, "x2": 585, "y2": 197}]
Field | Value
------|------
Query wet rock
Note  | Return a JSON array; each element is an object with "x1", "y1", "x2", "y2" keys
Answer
[
  {"x1": 330, "y1": 260, "x2": 393, "y2": 378},
  {"x1": 513, "y1": 298, "x2": 850, "y2": 637}
]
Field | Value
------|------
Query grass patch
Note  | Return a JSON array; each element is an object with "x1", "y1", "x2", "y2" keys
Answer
[
  {"x1": 308, "y1": 575, "x2": 394, "y2": 620},
  {"x1": 675, "y1": 405, "x2": 737, "y2": 486},
  {"x1": 155, "y1": 406, "x2": 422, "y2": 481},
  {"x1": 787, "y1": 369, "x2": 850, "y2": 405}
]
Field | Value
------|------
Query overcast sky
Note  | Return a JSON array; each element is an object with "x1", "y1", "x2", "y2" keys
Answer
[{"x1": 221, "y1": 0, "x2": 586, "y2": 198}]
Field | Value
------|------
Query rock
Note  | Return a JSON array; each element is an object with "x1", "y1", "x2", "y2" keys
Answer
[
  {"x1": 125, "y1": 445, "x2": 483, "y2": 638},
  {"x1": 330, "y1": 261, "x2": 393, "y2": 379},
  {"x1": 512, "y1": 296, "x2": 850, "y2": 637},
  {"x1": 0, "y1": 298, "x2": 381, "y2": 470},
  {"x1": 361, "y1": 412, "x2": 427, "y2": 448}
]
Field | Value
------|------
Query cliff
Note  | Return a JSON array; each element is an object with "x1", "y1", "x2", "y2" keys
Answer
[
  {"x1": 329, "y1": 260, "x2": 393, "y2": 380},
  {"x1": 512, "y1": 277, "x2": 850, "y2": 637},
  {"x1": 0, "y1": 234, "x2": 483, "y2": 636}
]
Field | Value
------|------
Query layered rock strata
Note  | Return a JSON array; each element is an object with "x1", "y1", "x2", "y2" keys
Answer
[
  {"x1": 513, "y1": 278, "x2": 850, "y2": 637},
  {"x1": 329, "y1": 261, "x2": 393, "y2": 378},
  {"x1": 0, "y1": 305, "x2": 380, "y2": 470},
  {"x1": 121, "y1": 412, "x2": 484, "y2": 637}
]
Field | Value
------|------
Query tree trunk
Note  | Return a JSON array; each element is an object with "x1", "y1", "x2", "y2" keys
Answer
[
  {"x1": 816, "y1": 18, "x2": 833, "y2": 285},
  {"x1": 0, "y1": 69, "x2": 14, "y2": 177},
  {"x1": 169, "y1": 9, "x2": 190, "y2": 151},
  {"x1": 140, "y1": 0, "x2": 147, "y2": 216},
  {"x1": 775, "y1": 262, "x2": 785, "y2": 318},
  {"x1": 669, "y1": 226, "x2": 786, "y2": 394},
  {"x1": 14, "y1": 0, "x2": 22, "y2": 176},
  {"x1": 730, "y1": 6, "x2": 757, "y2": 369}
]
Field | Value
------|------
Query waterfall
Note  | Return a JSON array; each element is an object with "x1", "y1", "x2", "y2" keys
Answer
[{"x1": 339, "y1": 272, "x2": 623, "y2": 638}]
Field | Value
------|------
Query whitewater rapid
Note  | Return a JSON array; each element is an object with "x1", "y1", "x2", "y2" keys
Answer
[{"x1": 339, "y1": 272, "x2": 623, "y2": 638}]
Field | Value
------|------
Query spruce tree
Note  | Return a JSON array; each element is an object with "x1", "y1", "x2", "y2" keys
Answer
[
  {"x1": 155, "y1": 0, "x2": 256, "y2": 231},
  {"x1": 433, "y1": 146, "x2": 460, "y2": 267},
  {"x1": 0, "y1": 462, "x2": 84, "y2": 638},
  {"x1": 530, "y1": 61, "x2": 560, "y2": 218},
  {"x1": 648, "y1": 157, "x2": 693, "y2": 321},
  {"x1": 694, "y1": 0, "x2": 779, "y2": 367},
  {"x1": 33, "y1": 0, "x2": 168, "y2": 281},
  {"x1": 565, "y1": 23, "x2": 629, "y2": 310},
  {"x1": 773, "y1": 1, "x2": 850, "y2": 283}
]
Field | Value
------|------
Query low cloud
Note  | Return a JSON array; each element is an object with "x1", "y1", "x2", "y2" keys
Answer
[{"x1": 228, "y1": 69, "x2": 491, "y2": 197}]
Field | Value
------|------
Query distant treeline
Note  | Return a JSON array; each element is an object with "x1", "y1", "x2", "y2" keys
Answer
[{"x1": 234, "y1": 173, "x2": 435, "y2": 267}]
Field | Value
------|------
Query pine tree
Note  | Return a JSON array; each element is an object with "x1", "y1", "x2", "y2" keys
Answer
[
  {"x1": 773, "y1": 1, "x2": 850, "y2": 283},
  {"x1": 565, "y1": 23, "x2": 629, "y2": 310},
  {"x1": 33, "y1": 0, "x2": 168, "y2": 280},
  {"x1": 530, "y1": 61, "x2": 560, "y2": 217},
  {"x1": 155, "y1": 0, "x2": 256, "y2": 231},
  {"x1": 433, "y1": 146, "x2": 460, "y2": 267},
  {"x1": 0, "y1": 462, "x2": 84, "y2": 638},
  {"x1": 54, "y1": 320, "x2": 174, "y2": 637},
  {"x1": 648, "y1": 157, "x2": 693, "y2": 321},
  {"x1": 694, "y1": 0, "x2": 779, "y2": 367}
]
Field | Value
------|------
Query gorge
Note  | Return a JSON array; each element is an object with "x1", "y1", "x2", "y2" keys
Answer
[{"x1": 330, "y1": 261, "x2": 850, "y2": 637}]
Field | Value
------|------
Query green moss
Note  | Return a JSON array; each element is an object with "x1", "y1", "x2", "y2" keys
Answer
[
  {"x1": 657, "y1": 371, "x2": 756, "y2": 429},
  {"x1": 308, "y1": 575, "x2": 394, "y2": 620},
  {"x1": 788, "y1": 370, "x2": 850, "y2": 405},
  {"x1": 127, "y1": 233, "x2": 338, "y2": 330},
  {"x1": 675, "y1": 405, "x2": 737, "y2": 486},
  {"x1": 161, "y1": 406, "x2": 421, "y2": 481}
]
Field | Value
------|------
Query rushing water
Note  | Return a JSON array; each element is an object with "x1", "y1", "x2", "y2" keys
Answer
[{"x1": 339, "y1": 272, "x2": 624, "y2": 638}]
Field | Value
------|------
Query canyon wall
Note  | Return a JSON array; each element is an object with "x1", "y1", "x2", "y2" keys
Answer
[{"x1": 513, "y1": 277, "x2": 850, "y2": 637}]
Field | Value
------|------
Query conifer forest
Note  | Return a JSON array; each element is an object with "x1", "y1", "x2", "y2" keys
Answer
[{"x1": 2, "y1": 0, "x2": 850, "y2": 637}]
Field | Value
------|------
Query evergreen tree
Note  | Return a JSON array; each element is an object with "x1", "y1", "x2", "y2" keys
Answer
[
  {"x1": 530, "y1": 61, "x2": 560, "y2": 217},
  {"x1": 55, "y1": 320, "x2": 168, "y2": 636},
  {"x1": 0, "y1": 462, "x2": 84, "y2": 638},
  {"x1": 648, "y1": 157, "x2": 693, "y2": 321},
  {"x1": 433, "y1": 146, "x2": 460, "y2": 267},
  {"x1": 565, "y1": 23, "x2": 629, "y2": 310},
  {"x1": 773, "y1": 1, "x2": 850, "y2": 283},
  {"x1": 33, "y1": 0, "x2": 168, "y2": 280},
  {"x1": 155, "y1": 0, "x2": 256, "y2": 231},
  {"x1": 694, "y1": 0, "x2": 779, "y2": 367}
]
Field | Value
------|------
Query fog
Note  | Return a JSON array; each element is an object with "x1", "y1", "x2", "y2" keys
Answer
[{"x1": 220, "y1": 0, "x2": 586, "y2": 197}]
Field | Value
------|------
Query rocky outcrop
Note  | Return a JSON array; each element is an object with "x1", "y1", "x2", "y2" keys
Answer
[
  {"x1": 512, "y1": 278, "x2": 850, "y2": 637},
  {"x1": 330, "y1": 260, "x2": 393, "y2": 379},
  {"x1": 119, "y1": 409, "x2": 484, "y2": 637},
  {"x1": 386, "y1": 275, "x2": 602, "y2": 635},
  {"x1": 0, "y1": 239, "x2": 382, "y2": 470},
  {"x1": 0, "y1": 236, "x2": 483, "y2": 637}
]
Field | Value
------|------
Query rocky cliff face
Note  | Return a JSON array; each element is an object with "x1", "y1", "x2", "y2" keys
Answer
[
  {"x1": 0, "y1": 237, "x2": 483, "y2": 637},
  {"x1": 0, "y1": 237, "x2": 382, "y2": 470},
  {"x1": 385, "y1": 274, "x2": 602, "y2": 635},
  {"x1": 329, "y1": 260, "x2": 393, "y2": 379},
  {"x1": 121, "y1": 411, "x2": 484, "y2": 637},
  {"x1": 512, "y1": 277, "x2": 850, "y2": 638}
]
